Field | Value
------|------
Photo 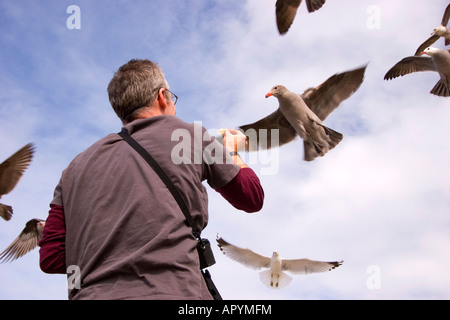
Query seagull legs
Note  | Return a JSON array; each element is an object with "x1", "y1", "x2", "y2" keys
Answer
[{"x1": 270, "y1": 273, "x2": 280, "y2": 287}]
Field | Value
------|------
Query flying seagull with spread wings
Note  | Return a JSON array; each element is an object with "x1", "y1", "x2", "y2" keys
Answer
[
  {"x1": 385, "y1": 47, "x2": 450, "y2": 97},
  {"x1": 415, "y1": 4, "x2": 450, "y2": 56},
  {"x1": 0, "y1": 143, "x2": 35, "y2": 221},
  {"x1": 238, "y1": 65, "x2": 367, "y2": 161},
  {"x1": 0, "y1": 218, "x2": 45, "y2": 263},
  {"x1": 217, "y1": 235, "x2": 343, "y2": 289},
  {"x1": 275, "y1": 0, "x2": 326, "y2": 35}
]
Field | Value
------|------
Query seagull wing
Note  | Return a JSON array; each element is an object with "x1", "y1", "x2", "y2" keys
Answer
[
  {"x1": 216, "y1": 236, "x2": 271, "y2": 270},
  {"x1": 0, "y1": 219, "x2": 44, "y2": 263},
  {"x1": 301, "y1": 65, "x2": 367, "y2": 121},
  {"x1": 0, "y1": 143, "x2": 35, "y2": 196},
  {"x1": 415, "y1": 35, "x2": 441, "y2": 56},
  {"x1": 384, "y1": 56, "x2": 437, "y2": 80},
  {"x1": 442, "y1": 4, "x2": 450, "y2": 46},
  {"x1": 275, "y1": 0, "x2": 302, "y2": 35},
  {"x1": 305, "y1": 0, "x2": 326, "y2": 13},
  {"x1": 441, "y1": 4, "x2": 450, "y2": 26},
  {"x1": 282, "y1": 258, "x2": 343, "y2": 274},
  {"x1": 239, "y1": 108, "x2": 298, "y2": 150}
]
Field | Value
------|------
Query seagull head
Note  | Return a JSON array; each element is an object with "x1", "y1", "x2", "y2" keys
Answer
[
  {"x1": 272, "y1": 250, "x2": 279, "y2": 257},
  {"x1": 265, "y1": 85, "x2": 287, "y2": 98},
  {"x1": 422, "y1": 47, "x2": 439, "y2": 56},
  {"x1": 432, "y1": 26, "x2": 446, "y2": 36},
  {"x1": 36, "y1": 219, "x2": 46, "y2": 232}
]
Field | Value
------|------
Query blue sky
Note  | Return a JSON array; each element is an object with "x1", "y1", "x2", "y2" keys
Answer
[{"x1": 0, "y1": 0, "x2": 449, "y2": 300}]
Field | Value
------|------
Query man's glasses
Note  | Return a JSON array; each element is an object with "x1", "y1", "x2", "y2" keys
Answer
[{"x1": 159, "y1": 88, "x2": 178, "y2": 105}]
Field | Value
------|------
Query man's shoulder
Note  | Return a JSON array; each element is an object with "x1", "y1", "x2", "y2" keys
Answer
[
  {"x1": 126, "y1": 116, "x2": 202, "y2": 134},
  {"x1": 65, "y1": 133, "x2": 121, "y2": 166}
]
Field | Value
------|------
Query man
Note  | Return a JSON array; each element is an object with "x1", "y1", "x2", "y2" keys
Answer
[{"x1": 39, "y1": 59, "x2": 264, "y2": 300}]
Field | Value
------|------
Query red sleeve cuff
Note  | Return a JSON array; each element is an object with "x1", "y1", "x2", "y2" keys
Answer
[{"x1": 215, "y1": 167, "x2": 264, "y2": 213}]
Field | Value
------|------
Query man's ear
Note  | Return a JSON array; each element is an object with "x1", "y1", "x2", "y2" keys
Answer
[{"x1": 156, "y1": 88, "x2": 168, "y2": 111}]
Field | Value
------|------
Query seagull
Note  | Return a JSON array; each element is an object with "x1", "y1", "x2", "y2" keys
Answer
[
  {"x1": 0, "y1": 218, "x2": 45, "y2": 263},
  {"x1": 275, "y1": 0, "x2": 326, "y2": 35},
  {"x1": 384, "y1": 47, "x2": 450, "y2": 97},
  {"x1": 415, "y1": 4, "x2": 450, "y2": 56},
  {"x1": 238, "y1": 65, "x2": 367, "y2": 161},
  {"x1": 0, "y1": 143, "x2": 35, "y2": 221},
  {"x1": 217, "y1": 235, "x2": 342, "y2": 289}
]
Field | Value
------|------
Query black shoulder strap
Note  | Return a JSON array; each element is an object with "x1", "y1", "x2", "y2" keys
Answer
[{"x1": 118, "y1": 128, "x2": 201, "y2": 239}]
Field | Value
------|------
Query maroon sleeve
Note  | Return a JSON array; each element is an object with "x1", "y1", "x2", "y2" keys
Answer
[
  {"x1": 39, "y1": 204, "x2": 67, "y2": 274},
  {"x1": 215, "y1": 167, "x2": 264, "y2": 213}
]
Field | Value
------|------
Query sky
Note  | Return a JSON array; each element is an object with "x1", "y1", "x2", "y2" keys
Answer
[{"x1": 0, "y1": 0, "x2": 449, "y2": 300}]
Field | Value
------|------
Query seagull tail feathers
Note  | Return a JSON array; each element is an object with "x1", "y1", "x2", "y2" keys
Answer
[
  {"x1": 430, "y1": 79, "x2": 450, "y2": 97},
  {"x1": 303, "y1": 125, "x2": 343, "y2": 161},
  {"x1": 259, "y1": 270, "x2": 292, "y2": 289},
  {"x1": 321, "y1": 125, "x2": 344, "y2": 149}
]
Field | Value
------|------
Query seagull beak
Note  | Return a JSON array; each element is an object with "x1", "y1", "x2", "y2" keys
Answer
[{"x1": 265, "y1": 92, "x2": 273, "y2": 98}]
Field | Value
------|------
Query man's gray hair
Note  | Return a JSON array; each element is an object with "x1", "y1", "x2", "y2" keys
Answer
[{"x1": 107, "y1": 59, "x2": 169, "y2": 123}]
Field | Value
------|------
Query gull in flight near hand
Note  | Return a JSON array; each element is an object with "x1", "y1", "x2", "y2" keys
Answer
[
  {"x1": 217, "y1": 235, "x2": 343, "y2": 289},
  {"x1": 239, "y1": 65, "x2": 367, "y2": 161}
]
